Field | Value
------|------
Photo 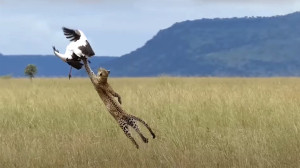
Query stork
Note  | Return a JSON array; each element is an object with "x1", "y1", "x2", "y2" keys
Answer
[{"x1": 53, "y1": 27, "x2": 95, "y2": 79}]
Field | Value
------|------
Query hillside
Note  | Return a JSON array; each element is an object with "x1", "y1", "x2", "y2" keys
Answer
[
  {"x1": 102, "y1": 12, "x2": 300, "y2": 77},
  {"x1": 0, "y1": 55, "x2": 116, "y2": 77},
  {"x1": 2, "y1": 12, "x2": 300, "y2": 77}
]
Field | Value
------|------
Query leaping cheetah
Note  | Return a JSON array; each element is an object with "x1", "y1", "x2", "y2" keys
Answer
[{"x1": 82, "y1": 58, "x2": 155, "y2": 149}]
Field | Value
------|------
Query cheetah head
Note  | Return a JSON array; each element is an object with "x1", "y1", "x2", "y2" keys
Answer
[{"x1": 97, "y1": 68, "x2": 110, "y2": 80}]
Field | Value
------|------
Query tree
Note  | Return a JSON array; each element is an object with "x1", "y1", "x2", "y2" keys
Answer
[{"x1": 25, "y1": 64, "x2": 37, "y2": 81}]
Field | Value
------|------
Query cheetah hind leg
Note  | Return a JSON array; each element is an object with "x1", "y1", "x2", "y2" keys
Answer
[
  {"x1": 128, "y1": 118, "x2": 148, "y2": 143},
  {"x1": 119, "y1": 119, "x2": 139, "y2": 149},
  {"x1": 129, "y1": 115, "x2": 156, "y2": 139}
]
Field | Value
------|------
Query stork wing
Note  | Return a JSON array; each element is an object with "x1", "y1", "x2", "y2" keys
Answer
[
  {"x1": 62, "y1": 27, "x2": 81, "y2": 42},
  {"x1": 78, "y1": 40, "x2": 95, "y2": 57}
]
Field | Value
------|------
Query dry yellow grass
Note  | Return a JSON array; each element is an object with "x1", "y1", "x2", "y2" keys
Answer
[{"x1": 0, "y1": 77, "x2": 300, "y2": 167}]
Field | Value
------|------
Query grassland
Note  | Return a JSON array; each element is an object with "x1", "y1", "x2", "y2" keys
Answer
[{"x1": 0, "y1": 77, "x2": 300, "y2": 167}]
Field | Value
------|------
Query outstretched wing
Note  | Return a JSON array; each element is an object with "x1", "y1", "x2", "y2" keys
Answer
[{"x1": 62, "y1": 27, "x2": 81, "y2": 42}]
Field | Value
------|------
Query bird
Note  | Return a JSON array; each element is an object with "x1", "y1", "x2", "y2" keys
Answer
[{"x1": 53, "y1": 27, "x2": 95, "y2": 79}]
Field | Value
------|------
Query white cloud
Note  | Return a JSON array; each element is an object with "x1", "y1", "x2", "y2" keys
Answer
[
  {"x1": 199, "y1": 0, "x2": 297, "y2": 3},
  {"x1": 0, "y1": 0, "x2": 299, "y2": 55}
]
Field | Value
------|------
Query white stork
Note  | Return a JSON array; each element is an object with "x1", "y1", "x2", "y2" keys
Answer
[{"x1": 53, "y1": 27, "x2": 95, "y2": 78}]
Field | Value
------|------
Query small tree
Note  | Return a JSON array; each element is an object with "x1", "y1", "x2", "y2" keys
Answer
[{"x1": 25, "y1": 64, "x2": 37, "y2": 81}]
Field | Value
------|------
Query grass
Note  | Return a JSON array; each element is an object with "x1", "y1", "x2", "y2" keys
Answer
[
  {"x1": 0, "y1": 75, "x2": 12, "y2": 79},
  {"x1": 0, "y1": 77, "x2": 300, "y2": 167}
]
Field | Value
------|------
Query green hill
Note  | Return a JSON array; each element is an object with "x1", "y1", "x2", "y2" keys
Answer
[
  {"x1": 0, "y1": 55, "x2": 116, "y2": 77},
  {"x1": 103, "y1": 12, "x2": 300, "y2": 77}
]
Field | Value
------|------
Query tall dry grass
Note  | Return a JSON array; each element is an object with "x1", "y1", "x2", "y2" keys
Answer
[{"x1": 0, "y1": 77, "x2": 300, "y2": 167}]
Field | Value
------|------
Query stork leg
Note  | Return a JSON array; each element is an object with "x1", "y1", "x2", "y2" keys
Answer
[{"x1": 68, "y1": 66, "x2": 72, "y2": 80}]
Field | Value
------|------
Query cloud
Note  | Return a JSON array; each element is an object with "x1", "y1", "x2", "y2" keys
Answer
[
  {"x1": 0, "y1": 0, "x2": 299, "y2": 55},
  {"x1": 199, "y1": 0, "x2": 295, "y2": 2},
  {"x1": 0, "y1": 0, "x2": 298, "y2": 5},
  {"x1": 0, "y1": 0, "x2": 136, "y2": 5},
  {"x1": 193, "y1": 0, "x2": 298, "y2": 4}
]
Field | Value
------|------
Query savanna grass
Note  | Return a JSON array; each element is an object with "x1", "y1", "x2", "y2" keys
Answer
[{"x1": 0, "y1": 77, "x2": 300, "y2": 167}]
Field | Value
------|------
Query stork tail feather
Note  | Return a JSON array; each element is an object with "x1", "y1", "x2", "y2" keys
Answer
[{"x1": 66, "y1": 59, "x2": 83, "y2": 70}]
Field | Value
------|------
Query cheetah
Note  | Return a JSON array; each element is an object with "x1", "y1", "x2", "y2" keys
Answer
[{"x1": 82, "y1": 58, "x2": 155, "y2": 149}]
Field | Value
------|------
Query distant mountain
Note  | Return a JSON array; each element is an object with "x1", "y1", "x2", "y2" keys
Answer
[
  {"x1": 2, "y1": 12, "x2": 300, "y2": 77},
  {"x1": 0, "y1": 55, "x2": 116, "y2": 77},
  {"x1": 102, "y1": 12, "x2": 300, "y2": 77}
]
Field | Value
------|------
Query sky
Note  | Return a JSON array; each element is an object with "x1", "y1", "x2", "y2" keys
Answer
[{"x1": 0, "y1": 0, "x2": 299, "y2": 56}]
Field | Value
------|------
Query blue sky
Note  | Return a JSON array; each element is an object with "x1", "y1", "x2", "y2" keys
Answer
[{"x1": 0, "y1": 0, "x2": 299, "y2": 56}]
